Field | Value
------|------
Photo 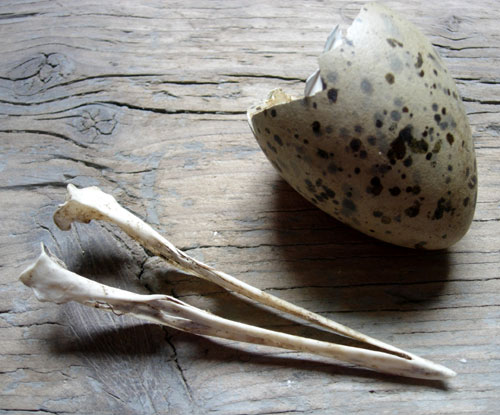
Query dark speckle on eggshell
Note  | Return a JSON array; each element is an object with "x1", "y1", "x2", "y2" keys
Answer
[
  {"x1": 317, "y1": 148, "x2": 329, "y2": 159},
  {"x1": 415, "y1": 52, "x2": 423, "y2": 68},
  {"x1": 391, "y1": 110, "x2": 401, "y2": 121},
  {"x1": 267, "y1": 141, "x2": 277, "y2": 154},
  {"x1": 387, "y1": 38, "x2": 404, "y2": 48},
  {"x1": 311, "y1": 121, "x2": 321, "y2": 136},
  {"x1": 350, "y1": 138, "x2": 362, "y2": 152},
  {"x1": 367, "y1": 176, "x2": 383, "y2": 196},
  {"x1": 468, "y1": 175, "x2": 477, "y2": 189},
  {"x1": 361, "y1": 79, "x2": 373, "y2": 94},
  {"x1": 405, "y1": 201, "x2": 421, "y2": 217},
  {"x1": 327, "y1": 162, "x2": 342, "y2": 174},
  {"x1": 432, "y1": 197, "x2": 454, "y2": 220},
  {"x1": 403, "y1": 156, "x2": 413, "y2": 167},
  {"x1": 389, "y1": 186, "x2": 401, "y2": 196},
  {"x1": 387, "y1": 125, "x2": 429, "y2": 165},
  {"x1": 328, "y1": 88, "x2": 338, "y2": 103},
  {"x1": 342, "y1": 198, "x2": 357, "y2": 214}
]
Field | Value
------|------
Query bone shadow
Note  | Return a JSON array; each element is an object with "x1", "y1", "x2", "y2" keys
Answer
[
  {"x1": 52, "y1": 321, "x2": 450, "y2": 391},
  {"x1": 53, "y1": 221, "x2": 360, "y2": 345}
]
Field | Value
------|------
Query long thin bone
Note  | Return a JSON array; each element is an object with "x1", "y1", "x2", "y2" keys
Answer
[
  {"x1": 51, "y1": 184, "x2": 455, "y2": 378},
  {"x1": 20, "y1": 244, "x2": 455, "y2": 380}
]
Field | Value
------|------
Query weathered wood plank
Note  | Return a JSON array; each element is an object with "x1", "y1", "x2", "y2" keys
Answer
[{"x1": 1, "y1": 0, "x2": 499, "y2": 413}]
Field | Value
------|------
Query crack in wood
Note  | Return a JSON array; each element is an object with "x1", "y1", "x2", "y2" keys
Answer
[
  {"x1": 432, "y1": 42, "x2": 497, "y2": 52},
  {"x1": 50, "y1": 154, "x2": 110, "y2": 171},
  {"x1": 96, "y1": 100, "x2": 246, "y2": 115},
  {"x1": 0, "y1": 129, "x2": 88, "y2": 148},
  {"x1": 45, "y1": 74, "x2": 237, "y2": 91},
  {"x1": 0, "y1": 12, "x2": 43, "y2": 20},
  {"x1": 222, "y1": 73, "x2": 305, "y2": 82},
  {"x1": 463, "y1": 97, "x2": 500, "y2": 105},
  {"x1": 0, "y1": 90, "x2": 105, "y2": 106},
  {"x1": 163, "y1": 332, "x2": 200, "y2": 411},
  {"x1": 0, "y1": 182, "x2": 69, "y2": 191}
]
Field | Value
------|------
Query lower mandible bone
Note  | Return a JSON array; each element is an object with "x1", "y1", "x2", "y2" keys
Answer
[{"x1": 19, "y1": 243, "x2": 454, "y2": 380}]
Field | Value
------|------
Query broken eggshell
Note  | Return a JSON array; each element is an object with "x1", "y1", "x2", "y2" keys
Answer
[{"x1": 247, "y1": 2, "x2": 477, "y2": 250}]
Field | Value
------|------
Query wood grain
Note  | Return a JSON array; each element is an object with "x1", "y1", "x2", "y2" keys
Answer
[{"x1": 1, "y1": 0, "x2": 499, "y2": 413}]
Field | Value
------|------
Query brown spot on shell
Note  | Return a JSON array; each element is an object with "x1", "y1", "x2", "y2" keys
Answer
[
  {"x1": 342, "y1": 198, "x2": 357, "y2": 214},
  {"x1": 317, "y1": 148, "x2": 329, "y2": 159},
  {"x1": 350, "y1": 138, "x2": 362, "y2": 152},
  {"x1": 387, "y1": 125, "x2": 429, "y2": 164},
  {"x1": 405, "y1": 200, "x2": 421, "y2": 217},
  {"x1": 381, "y1": 216, "x2": 391, "y2": 224},
  {"x1": 432, "y1": 197, "x2": 454, "y2": 220},
  {"x1": 391, "y1": 110, "x2": 401, "y2": 121},
  {"x1": 387, "y1": 38, "x2": 404, "y2": 48},
  {"x1": 361, "y1": 79, "x2": 373, "y2": 94},
  {"x1": 328, "y1": 88, "x2": 338, "y2": 103},
  {"x1": 389, "y1": 186, "x2": 401, "y2": 196},
  {"x1": 311, "y1": 121, "x2": 321, "y2": 136},
  {"x1": 367, "y1": 176, "x2": 383, "y2": 196},
  {"x1": 415, "y1": 52, "x2": 423, "y2": 68}
]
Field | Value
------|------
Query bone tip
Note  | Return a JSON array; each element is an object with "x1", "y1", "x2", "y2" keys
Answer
[
  {"x1": 53, "y1": 185, "x2": 80, "y2": 230},
  {"x1": 19, "y1": 243, "x2": 48, "y2": 287},
  {"x1": 38, "y1": 241, "x2": 46, "y2": 253},
  {"x1": 53, "y1": 209, "x2": 73, "y2": 231},
  {"x1": 439, "y1": 365, "x2": 457, "y2": 379},
  {"x1": 418, "y1": 359, "x2": 457, "y2": 380},
  {"x1": 66, "y1": 183, "x2": 78, "y2": 197}
]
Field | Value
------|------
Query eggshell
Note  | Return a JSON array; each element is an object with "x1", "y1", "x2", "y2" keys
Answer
[{"x1": 247, "y1": 3, "x2": 477, "y2": 249}]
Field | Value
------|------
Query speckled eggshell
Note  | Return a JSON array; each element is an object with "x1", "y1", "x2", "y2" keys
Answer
[{"x1": 248, "y1": 3, "x2": 477, "y2": 249}]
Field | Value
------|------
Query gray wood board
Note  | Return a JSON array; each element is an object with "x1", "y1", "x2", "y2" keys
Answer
[{"x1": 1, "y1": 1, "x2": 499, "y2": 414}]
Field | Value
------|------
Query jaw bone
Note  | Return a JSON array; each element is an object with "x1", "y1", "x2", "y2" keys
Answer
[{"x1": 18, "y1": 184, "x2": 456, "y2": 380}]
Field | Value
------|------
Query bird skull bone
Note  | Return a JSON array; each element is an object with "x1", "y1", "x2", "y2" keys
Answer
[{"x1": 247, "y1": 3, "x2": 477, "y2": 250}]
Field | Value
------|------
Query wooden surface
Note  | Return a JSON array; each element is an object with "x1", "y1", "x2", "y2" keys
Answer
[{"x1": 1, "y1": 1, "x2": 499, "y2": 414}]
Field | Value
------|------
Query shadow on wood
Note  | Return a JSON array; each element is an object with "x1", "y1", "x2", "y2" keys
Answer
[
  {"x1": 269, "y1": 177, "x2": 451, "y2": 318},
  {"x1": 51, "y1": 318, "x2": 451, "y2": 390}
]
